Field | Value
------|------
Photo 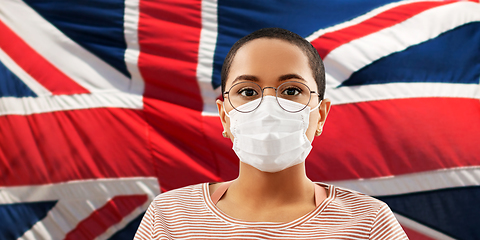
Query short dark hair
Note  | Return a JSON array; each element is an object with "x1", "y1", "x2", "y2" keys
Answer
[{"x1": 220, "y1": 28, "x2": 325, "y2": 100}]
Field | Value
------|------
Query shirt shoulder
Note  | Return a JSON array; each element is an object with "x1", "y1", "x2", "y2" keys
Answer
[
  {"x1": 328, "y1": 184, "x2": 392, "y2": 222},
  {"x1": 332, "y1": 184, "x2": 387, "y2": 208},
  {"x1": 325, "y1": 184, "x2": 408, "y2": 239}
]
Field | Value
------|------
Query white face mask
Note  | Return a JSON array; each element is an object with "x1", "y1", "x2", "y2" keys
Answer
[{"x1": 225, "y1": 96, "x2": 320, "y2": 172}]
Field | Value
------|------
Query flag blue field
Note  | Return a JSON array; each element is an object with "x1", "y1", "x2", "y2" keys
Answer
[{"x1": 1, "y1": 0, "x2": 479, "y2": 239}]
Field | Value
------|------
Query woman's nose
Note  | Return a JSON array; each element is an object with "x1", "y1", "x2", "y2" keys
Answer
[{"x1": 262, "y1": 87, "x2": 276, "y2": 96}]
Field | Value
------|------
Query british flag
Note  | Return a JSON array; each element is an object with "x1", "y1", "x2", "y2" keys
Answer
[{"x1": 1, "y1": 0, "x2": 479, "y2": 239}]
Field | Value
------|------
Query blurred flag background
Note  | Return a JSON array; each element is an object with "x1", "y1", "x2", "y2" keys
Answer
[{"x1": 1, "y1": 0, "x2": 479, "y2": 239}]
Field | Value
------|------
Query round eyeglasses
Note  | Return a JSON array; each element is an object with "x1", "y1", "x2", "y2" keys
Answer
[{"x1": 223, "y1": 81, "x2": 321, "y2": 113}]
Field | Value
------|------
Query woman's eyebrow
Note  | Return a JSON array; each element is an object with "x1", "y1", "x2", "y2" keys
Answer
[
  {"x1": 232, "y1": 75, "x2": 259, "y2": 85},
  {"x1": 231, "y1": 74, "x2": 305, "y2": 85},
  {"x1": 279, "y1": 74, "x2": 305, "y2": 82}
]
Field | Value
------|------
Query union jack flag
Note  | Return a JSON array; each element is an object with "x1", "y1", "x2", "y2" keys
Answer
[{"x1": 0, "y1": 0, "x2": 479, "y2": 239}]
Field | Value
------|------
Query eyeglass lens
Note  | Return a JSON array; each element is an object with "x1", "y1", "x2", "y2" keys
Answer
[{"x1": 227, "y1": 81, "x2": 313, "y2": 113}]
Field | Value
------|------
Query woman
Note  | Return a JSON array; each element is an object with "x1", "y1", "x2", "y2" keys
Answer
[{"x1": 135, "y1": 28, "x2": 408, "y2": 239}]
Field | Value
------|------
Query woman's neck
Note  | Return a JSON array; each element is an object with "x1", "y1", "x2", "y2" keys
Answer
[{"x1": 230, "y1": 162, "x2": 315, "y2": 207}]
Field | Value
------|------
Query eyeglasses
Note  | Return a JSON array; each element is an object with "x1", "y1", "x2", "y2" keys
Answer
[{"x1": 223, "y1": 81, "x2": 321, "y2": 113}]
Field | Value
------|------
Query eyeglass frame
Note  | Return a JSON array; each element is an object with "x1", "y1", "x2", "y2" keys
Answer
[{"x1": 223, "y1": 80, "x2": 322, "y2": 113}]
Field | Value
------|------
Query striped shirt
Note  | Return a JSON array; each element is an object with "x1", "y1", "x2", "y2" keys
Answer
[{"x1": 134, "y1": 182, "x2": 408, "y2": 239}]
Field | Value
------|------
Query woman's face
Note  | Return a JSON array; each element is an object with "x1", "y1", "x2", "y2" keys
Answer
[{"x1": 217, "y1": 38, "x2": 331, "y2": 142}]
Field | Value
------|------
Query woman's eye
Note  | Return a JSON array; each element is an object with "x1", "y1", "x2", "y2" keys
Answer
[
  {"x1": 239, "y1": 88, "x2": 258, "y2": 97},
  {"x1": 282, "y1": 87, "x2": 301, "y2": 96}
]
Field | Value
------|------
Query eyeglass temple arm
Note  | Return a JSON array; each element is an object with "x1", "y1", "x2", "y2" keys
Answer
[{"x1": 310, "y1": 91, "x2": 323, "y2": 100}]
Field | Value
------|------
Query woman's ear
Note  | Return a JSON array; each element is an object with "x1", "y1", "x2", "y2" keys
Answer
[
  {"x1": 216, "y1": 99, "x2": 229, "y2": 134},
  {"x1": 317, "y1": 98, "x2": 331, "y2": 133}
]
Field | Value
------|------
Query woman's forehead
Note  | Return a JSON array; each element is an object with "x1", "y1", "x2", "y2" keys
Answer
[{"x1": 227, "y1": 38, "x2": 316, "y2": 88}]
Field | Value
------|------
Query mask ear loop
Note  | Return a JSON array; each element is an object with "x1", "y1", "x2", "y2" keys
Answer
[
  {"x1": 223, "y1": 102, "x2": 232, "y2": 118},
  {"x1": 309, "y1": 100, "x2": 322, "y2": 113}
]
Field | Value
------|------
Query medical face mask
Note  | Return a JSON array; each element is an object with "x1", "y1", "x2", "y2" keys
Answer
[{"x1": 225, "y1": 96, "x2": 320, "y2": 172}]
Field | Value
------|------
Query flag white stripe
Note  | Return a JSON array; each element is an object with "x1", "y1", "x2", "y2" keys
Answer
[
  {"x1": 124, "y1": 0, "x2": 145, "y2": 96},
  {"x1": 0, "y1": 48, "x2": 51, "y2": 97},
  {"x1": 4, "y1": 178, "x2": 160, "y2": 240},
  {"x1": 327, "y1": 166, "x2": 480, "y2": 196},
  {"x1": 197, "y1": 0, "x2": 222, "y2": 115},
  {"x1": 323, "y1": 1, "x2": 480, "y2": 85},
  {"x1": 197, "y1": 0, "x2": 218, "y2": 84},
  {"x1": 18, "y1": 199, "x2": 110, "y2": 240},
  {"x1": 0, "y1": 177, "x2": 160, "y2": 204},
  {"x1": 17, "y1": 220, "x2": 54, "y2": 240},
  {"x1": 201, "y1": 82, "x2": 480, "y2": 116},
  {"x1": 96, "y1": 200, "x2": 151, "y2": 240},
  {"x1": 325, "y1": 82, "x2": 480, "y2": 105},
  {"x1": 0, "y1": 0, "x2": 133, "y2": 93},
  {"x1": 305, "y1": 0, "x2": 438, "y2": 42},
  {"x1": 0, "y1": 92, "x2": 143, "y2": 116}
]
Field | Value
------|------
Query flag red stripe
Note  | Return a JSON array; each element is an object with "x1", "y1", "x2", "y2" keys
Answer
[
  {"x1": 138, "y1": 0, "x2": 203, "y2": 111},
  {"x1": 201, "y1": 98, "x2": 480, "y2": 184},
  {"x1": 307, "y1": 97, "x2": 480, "y2": 181},
  {"x1": 145, "y1": 99, "x2": 223, "y2": 192},
  {"x1": 311, "y1": 1, "x2": 459, "y2": 59},
  {"x1": 64, "y1": 195, "x2": 148, "y2": 240},
  {"x1": 402, "y1": 225, "x2": 438, "y2": 240},
  {"x1": 2, "y1": 98, "x2": 478, "y2": 188},
  {"x1": 0, "y1": 20, "x2": 89, "y2": 95},
  {"x1": 137, "y1": 0, "x2": 219, "y2": 192},
  {"x1": 185, "y1": 98, "x2": 480, "y2": 186},
  {"x1": 0, "y1": 108, "x2": 154, "y2": 186}
]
